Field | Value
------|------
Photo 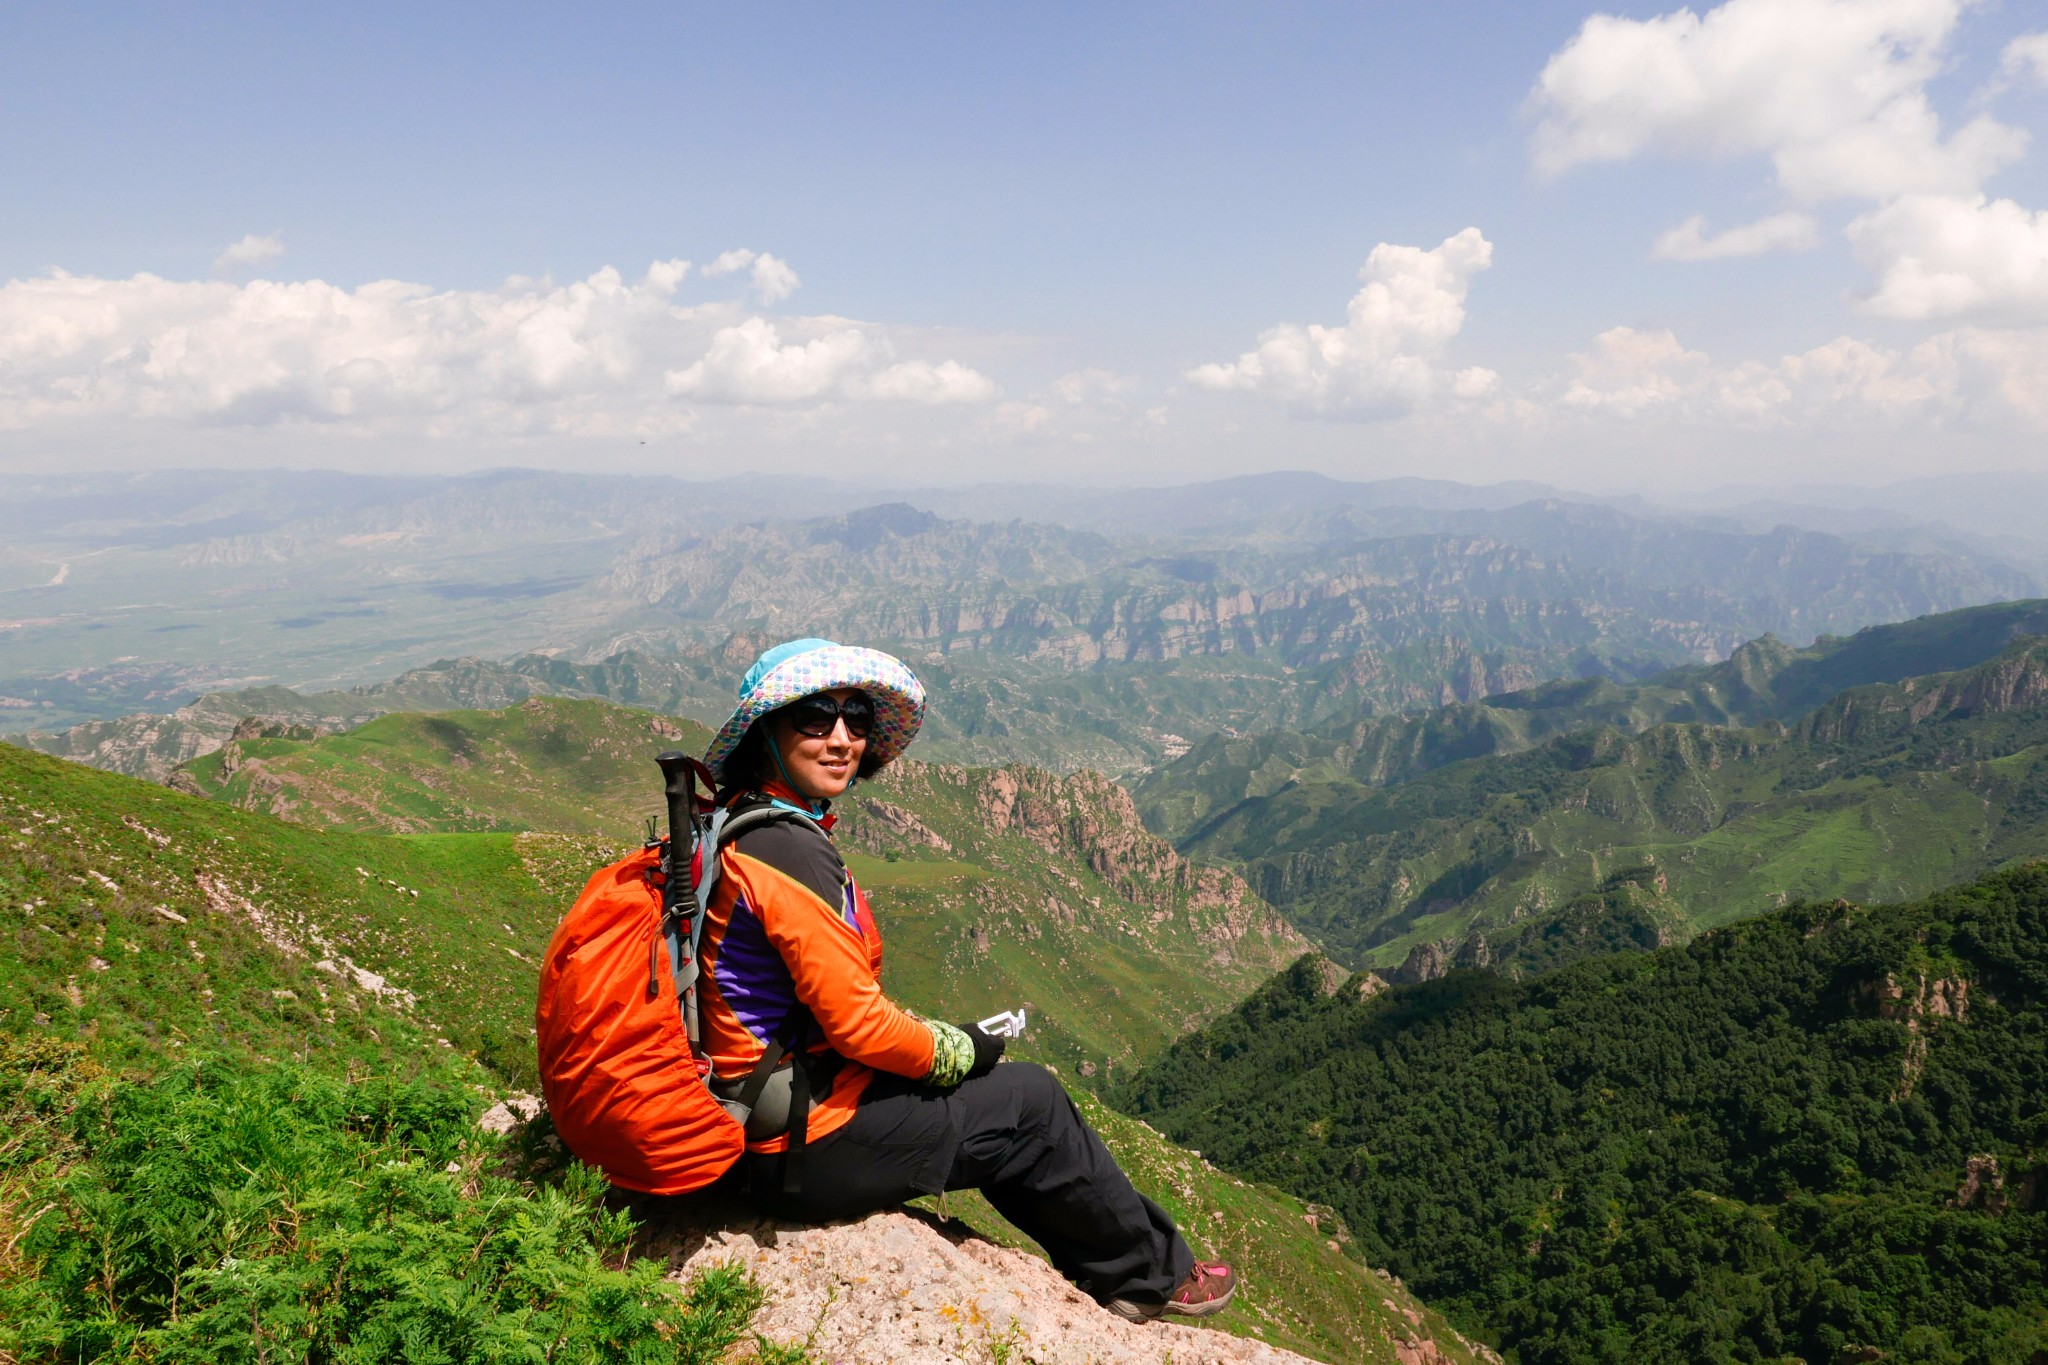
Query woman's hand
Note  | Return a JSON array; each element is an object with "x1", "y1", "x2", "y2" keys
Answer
[
  {"x1": 957, "y1": 1020, "x2": 1006, "y2": 1078},
  {"x1": 922, "y1": 1019, "x2": 1006, "y2": 1086}
]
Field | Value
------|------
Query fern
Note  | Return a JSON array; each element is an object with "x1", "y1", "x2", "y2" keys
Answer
[{"x1": 0, "y1": 1041, "x2": 803, "y2": 1364}]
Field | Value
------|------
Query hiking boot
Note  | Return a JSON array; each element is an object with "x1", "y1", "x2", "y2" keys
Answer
[{"x1": 1104, "y1": 1261, "x2": 1238, "y2": 1322}]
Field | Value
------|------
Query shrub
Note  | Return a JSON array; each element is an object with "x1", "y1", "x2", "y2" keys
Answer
[{"x1": 0, "y1": 1040, "x2": 781, "y2": 1364}]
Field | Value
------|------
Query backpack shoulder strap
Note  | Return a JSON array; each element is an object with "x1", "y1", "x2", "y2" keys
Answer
[
  {"x1": 669, "y1": 799, "x2": 829, "y2": 1055},
  {"x1": 686, "y1": 798, "x2": 834, "y2": 1191}
]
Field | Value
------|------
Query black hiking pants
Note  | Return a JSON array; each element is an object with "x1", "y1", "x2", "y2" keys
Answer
[{"x1": 742, "y1": 1062, "x2": 1195, "y2": 1308}]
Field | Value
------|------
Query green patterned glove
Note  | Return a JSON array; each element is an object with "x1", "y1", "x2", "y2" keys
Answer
[{"x1": 924, "y1": 1019, "x2": 978, "y2": 1087}]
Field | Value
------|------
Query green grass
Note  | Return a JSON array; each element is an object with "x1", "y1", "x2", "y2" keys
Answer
[
  {"x1": 0, "y1": 1039, "x2": 809, "y2": 1365},
  {"x1": 840, "y1": 851, "x2": 989, "y2": 889},
  {"x1": 178, "y1": 698, "x2": 709, "y2": 836},
  {"x1": 1, "y1": 738, "x2": 604, "y2": 1089}
]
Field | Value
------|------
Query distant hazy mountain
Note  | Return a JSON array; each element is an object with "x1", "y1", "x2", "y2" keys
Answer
[
  {"x1": 1689, "y1": 468, "x2": 2048, "y2": 550},
  {"x1": 4, "y1": 467, "x2": 2037, "y2": 753},
  {"x1": 901, "y1": 470, "x2": 1576, "y2": 532}
]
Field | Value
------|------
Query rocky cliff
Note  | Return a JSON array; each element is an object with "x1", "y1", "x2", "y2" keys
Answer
[{"x1": 853, "y1": 759, "x2": 1306, "y2": 971}]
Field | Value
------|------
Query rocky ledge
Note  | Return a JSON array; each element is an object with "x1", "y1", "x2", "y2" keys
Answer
[{"x1": 634, "y1": 1200, "x2": 1324, "y2": 1365}]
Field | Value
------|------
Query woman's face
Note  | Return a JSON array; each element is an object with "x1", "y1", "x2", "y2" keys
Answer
[{"x1": 771, "y1": 687, "x2": 869, "y2": 801}]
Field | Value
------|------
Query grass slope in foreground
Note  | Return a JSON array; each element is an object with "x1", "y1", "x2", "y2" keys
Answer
[
  {"x1": 1, "y1": 742, "x2": 1456, "y2": 1362},
  {"x1": 1119, "y1": 866, "x2": 2048, "y2": 1365}
]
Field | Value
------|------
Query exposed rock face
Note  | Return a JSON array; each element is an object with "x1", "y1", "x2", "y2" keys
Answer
[
  {"x1": 1871, "y1": 969, "x2": 1973, "y2": 1099},
  {"x1": 14, "y1": 688, "x2": 389, "y2": 781},
  {"x1": 1306, "y1": 956, "x2": 1348, "y2": 997},
  {"x1": 960, "y1": 763, "x2": 1296, "y2": 953},
  {"x1": 864, "y1": 798, "x2": 955, "y2": 852},
  {"x1": 649, "y1": 1205, "x2": 1321, "y2": 1365},
  {"x1": 846, "y1": 759, "x2": 1306, "y2": 979},
  {"x1": 1391, "y1": 941, "x2": 1452, "y2": 984},
  {"x1": 1804, "y1": 642, "x2": 2048, "y2": 747},
  {"x1": 1451, "y1": 933, "x2": 1493, "y2": 971},
  {"x1": 1953, "y1": 1154, "x2": 2009, "y2": 1216},
  {"x1": 1875, "y1": 971, "x2": 1971, "y2": 1025}
]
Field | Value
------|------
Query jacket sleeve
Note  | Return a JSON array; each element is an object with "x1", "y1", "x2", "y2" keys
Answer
[{"x1": 727, "y1": 839, "x2": 936, "y2": 1079}]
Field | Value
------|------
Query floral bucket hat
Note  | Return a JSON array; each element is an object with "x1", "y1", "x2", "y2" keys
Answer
[{"x1": 704, "y1": 637, "x2": 926, "y2": 780}]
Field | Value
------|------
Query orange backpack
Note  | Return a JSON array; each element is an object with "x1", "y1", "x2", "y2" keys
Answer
[
  {"x1": 535, "y1": 753, "x2": 813, "y2": 1194},
  {"x1": 535, "y1": 842, "x2": 741, "y2": 1193}
]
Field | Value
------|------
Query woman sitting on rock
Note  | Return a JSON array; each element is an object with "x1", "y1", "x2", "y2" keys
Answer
[{"x1": 695, "y1": 637, "x2": 1236, "y2": 1322}]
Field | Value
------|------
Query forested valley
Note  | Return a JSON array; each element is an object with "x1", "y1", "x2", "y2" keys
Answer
[{"x1": 1119, "y1": 867, "x2": 2048, "y2": 1363}]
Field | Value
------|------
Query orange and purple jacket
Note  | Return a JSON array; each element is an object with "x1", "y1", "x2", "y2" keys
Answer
[{"x1": 697, "y1": 784, "x2": 933, "y2": 1152}]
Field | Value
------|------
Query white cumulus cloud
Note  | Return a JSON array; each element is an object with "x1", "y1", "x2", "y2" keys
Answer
[
  {"x1": 663, "y1": 317, "x2": 996, "y2": 406},
  {"x1": 1715, "y1": 334, "x2": 1944, "y2": 417},
  {"x1": 1848, "y1": 194, "x2": 2048, "y2": 320},
  {"x1": 1051, "y1": 368, "x2": 1137, "y2": 404},
  {"x1": 1653, "y1": 211, "x2": 1821, "y2": 260},
  {"x1": 0, "y1": 255, "x2": 994, "y2": 435},
  {"x1": 664, "y1": 317, "x2": 870, "y2": 405},
  {"x1": 702, "y1": 248, "x2": 800, "y2": 304},
  {"x1": 1551, "y1": 321, "x2": 2048, "y2": 430},
  {"x1": 2003, "y1": 32, "x2": 2048, "y2": 89},
  {"x1": 1188, "y1": 228, "x2": 1494, "y2": 417},
  {"x1": 1562, "y1": 327, "x2": 1712, "y2": 414},
  {"x1": 212, "y1": 233, "x2": 285, "y2": 277},
  {"x1": 1530, "y1": 0, "x2": 2027, "y2": 202},
  {"x1": 863, "y1": 358, "x2": 998, "y2": 404}
]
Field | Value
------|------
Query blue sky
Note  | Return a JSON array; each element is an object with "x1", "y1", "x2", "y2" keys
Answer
[{"x1": 3, "y1": 1, "x2": 2046, "y2": 490}]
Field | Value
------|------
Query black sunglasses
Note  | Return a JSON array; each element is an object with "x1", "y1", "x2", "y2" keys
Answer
[{"x1": 784, "y1": 691, "x2": 876, "y2": 739}]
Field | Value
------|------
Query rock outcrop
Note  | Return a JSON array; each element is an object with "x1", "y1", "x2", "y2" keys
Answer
[
  {"x1": 1868, "y1": 967, "x2": 1973, "y2": 1099},
  {"x1": 961, "y1": 763, "x2": 1300, "y2": 953},
  {"x1": 645, "y1": 1203, "x2": 1323, "y2": 1365},
  {"x1": 851, "y1": 759, "x2": 1307, "y2": 971}
]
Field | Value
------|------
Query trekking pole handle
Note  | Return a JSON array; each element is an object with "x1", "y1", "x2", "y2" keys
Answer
[{"x1": 655, "y1": 751, "x2": 696, "y2": 913}]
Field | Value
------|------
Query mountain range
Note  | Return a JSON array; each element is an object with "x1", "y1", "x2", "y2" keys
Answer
[
  {"x1": 1143, "y1": 599, "x2": 2048, "y2": 967},
  {"x1": 5, "y1": 469, "x2": 2037, "y2": 762},
  {"x1": 11, "y1": 553, "x2": 2048, "y2": 1358}
]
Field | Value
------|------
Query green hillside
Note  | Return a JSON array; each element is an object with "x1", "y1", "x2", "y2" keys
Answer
[
  {"x1": 1140, "y1": 598, "x2": 2048, "y2": 843},
  {"x1": 1173, "y1": 635, "x2": 2048, "y2": 967},
  {"x1": 175, "y1": 696, "x2": 704, "y2": 835},
  {"x1": 847, "y1": 760, "x2": 1309, "y2": 1078},
  {"x1": 924, "y1": 1082, "x2": 1495, "y2": 1364},
  {"x1": 1, "y1": 738, "x2": 592, "y2": 1086},
  {"x1": 1118, "y1": 866, "x2": 2048, "y2": 1365},
  {"x1": 165, "y1": 694, "x2": 1308, "y2": 1077},
  {"x1": 0, "y1": 741, "x2": 1470, "y2": 1364}
]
